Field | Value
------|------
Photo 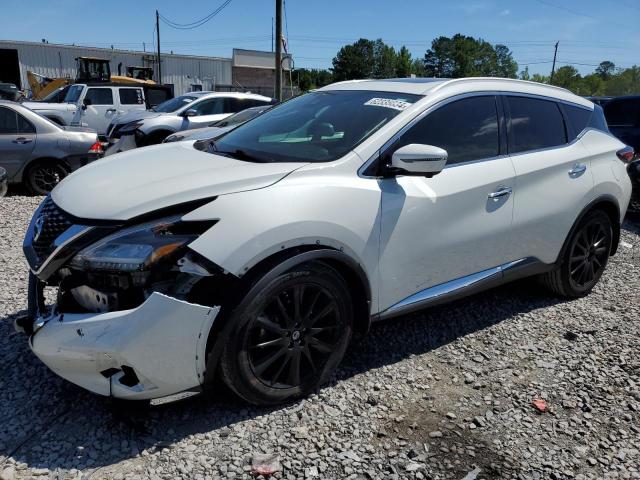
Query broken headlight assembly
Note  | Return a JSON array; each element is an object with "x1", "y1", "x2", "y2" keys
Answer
[
  {"x1": 59, "y1": 215, "x2": 217, "y2": 313},
  {"x1": 70, "y1": 215, "x2": 199, "y2": 272}
]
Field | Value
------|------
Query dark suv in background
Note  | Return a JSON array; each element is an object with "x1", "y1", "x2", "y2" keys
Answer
[{"x1": 602, "y1": 96, "x2": 640, "y2": 213}]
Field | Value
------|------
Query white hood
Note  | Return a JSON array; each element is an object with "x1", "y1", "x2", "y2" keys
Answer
[{"x1": 52, "y1": 142, "x2": 307, "y2": 220}]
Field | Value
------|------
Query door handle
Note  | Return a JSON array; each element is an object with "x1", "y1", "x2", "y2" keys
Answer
[
  {"x1": 488, "y1": 185, "x2": 512, "y2": 201},
  {"x1": 568, "y1": 163, "x2": 587, "y2": 177},
  {"x1": 12, "y1": 137, "x2": 33, "y2": 144},
  {"x1": 106, "y1": 108, "x2": 117, "y2": 113}
]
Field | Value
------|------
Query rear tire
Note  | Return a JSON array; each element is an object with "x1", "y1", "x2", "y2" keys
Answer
[
  {"x1": 541, "y1": 210, "x2": 612, "y2": 297},
  {"x1": 217, "y1": 262, "x2": 353, "y2": 405},
  {"x1": 24, "y1": 161, "x2": 67, "y2": 195}
]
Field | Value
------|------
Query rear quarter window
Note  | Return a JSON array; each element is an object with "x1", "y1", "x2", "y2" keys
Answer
[
  {"x1": 561, "y1": 104, "x2": 593, "y2": 141},
  {"x1": 119, "y1": 88, "x2": 144, "y2": 105}
]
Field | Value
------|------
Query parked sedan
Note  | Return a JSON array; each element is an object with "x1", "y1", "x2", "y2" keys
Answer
[
  {"x1": 104, "y1": 92, "x2": 275, "y2": 155},
  {"x1": 163, "y1": 105, "x2": 271, "y2": 143},
  {"x1": 0, "y1": 101, "x2": 103, "y2": 194}
]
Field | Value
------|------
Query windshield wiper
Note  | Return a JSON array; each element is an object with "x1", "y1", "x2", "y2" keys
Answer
[{"x1": 215, "y1": 148, "x2": 269, "y2": 163}]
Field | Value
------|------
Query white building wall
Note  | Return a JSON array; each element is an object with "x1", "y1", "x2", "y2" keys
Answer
[{"x1": 0, "y1": 40, "x2": 232, "y2": 96}]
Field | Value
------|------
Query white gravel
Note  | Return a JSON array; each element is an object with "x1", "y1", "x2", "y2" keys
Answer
[{"x1": 1, "y1": 194, "x2": 639, "y2": 480}]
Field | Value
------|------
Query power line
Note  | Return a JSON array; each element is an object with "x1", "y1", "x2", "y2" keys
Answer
[{"x1": 159, "y1": 0, "x2": 233, "y2": 30}]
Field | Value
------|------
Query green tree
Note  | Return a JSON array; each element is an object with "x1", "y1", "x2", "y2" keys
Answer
[
  {"x1": 373, "y1": 39, "x2": 397, "y2": 78},
  {"x1": 551, "y1": 66, "x2": 582, "y2": 92},
  {"x1": 519, "y1": 66, "x2": 531, "y2": 81},
  {"x1": 422, "y1": 34, "x2": 518, "y2": 78},
  {"x1": 595, "y1": 61, "x2": 616, "y2": 80},
  {"x1": 411, "y1": 58, "x2": 426, "y2": 77},
  {"x1": 331, "y1": 38, "x2": 375, "y2": 81},
  {"x1": 396, "y1": 46, "x2": 413, "y2": 78},
  {"x1": 295, "y1": 68, "x2": 333, "y2": 92}
]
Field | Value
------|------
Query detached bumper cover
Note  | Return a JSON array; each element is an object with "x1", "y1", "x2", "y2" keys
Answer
[{"x1": 30, "y1": 292, "x2": 219, "y2": 400}]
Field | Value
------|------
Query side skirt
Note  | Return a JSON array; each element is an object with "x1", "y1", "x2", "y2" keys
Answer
[{"x1": 375, "y1": 257, "x2": 552, "y2": 321}]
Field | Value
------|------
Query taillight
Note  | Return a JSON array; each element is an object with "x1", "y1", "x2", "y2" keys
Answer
[
  {"x1": 617, "y1": 146, "x2": 635, "y2": 164},
  {"x1": 89, "y1": 141, "x2": 103, "y2": 154}
]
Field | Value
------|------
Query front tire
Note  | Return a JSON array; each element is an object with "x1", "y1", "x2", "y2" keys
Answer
[
  {"x1": 542, "y1": 210, "x2": 612, "y2": 297},
  {"x1": 218, "y1": 262, "x2": 353, "y2": 405}
]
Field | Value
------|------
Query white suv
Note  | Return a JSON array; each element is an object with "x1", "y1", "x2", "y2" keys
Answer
[
  {"x1": 23, "y1": 84, "x2": 147, "y2": 135},
  {"x1": 20, "y1": 78, "x2": 633, "y2": 405}
]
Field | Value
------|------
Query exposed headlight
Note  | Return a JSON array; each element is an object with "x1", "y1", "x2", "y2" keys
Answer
[
  {"x1": 119, "y1": 121, "x2": 143, "y2": 134},
  {"x1": 70, "y1": 215, "x2": 212, "y2": 272},
  {"x1": 163, "y1": 133, "x2": 185, "y2": 143}
]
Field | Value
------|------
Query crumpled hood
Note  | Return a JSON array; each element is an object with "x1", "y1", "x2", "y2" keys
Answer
[
  {"x1": 52, "y1": 142, "x2": 307, "y2": 220},
  {"x1": 113, "y1": 109, "x2": 164, "y2": 125}
]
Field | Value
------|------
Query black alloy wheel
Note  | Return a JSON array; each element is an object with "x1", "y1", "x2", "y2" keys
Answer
[
  {"x1": 217, "y1": 262, "x2": 353, "y2": 405},
  {"x1": 248, "y1": 283, "x2": 342, "y2": 389},
  {"x1": 567, "y1": 217, "x2": 610, "y2": 290},
  {"x1": 541, "y1": 209, "x2": 612, "y2": 297}
]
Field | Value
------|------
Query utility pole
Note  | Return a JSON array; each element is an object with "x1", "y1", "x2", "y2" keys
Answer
[
  {"x1": 271, "y1": 17, "x2": 274, "y2": 52},
  {"x1": 156, "y1": 10, "x2": 162, "y2": 83},
  {"x1": 275, "y1": 0, "x2": 282, "y2": 101},
  {"x1": 550, "y1": 41, "x2": 559, "y2": 84}
]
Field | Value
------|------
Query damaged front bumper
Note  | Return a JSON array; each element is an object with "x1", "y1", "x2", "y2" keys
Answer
[{"x1": 29, "y1": 292, "x2": 219, "y2": 400}]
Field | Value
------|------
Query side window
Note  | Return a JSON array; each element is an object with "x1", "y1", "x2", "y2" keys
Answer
[
  {"x1": 16, "y1": 113, "x2": 35, "y2": 134},
  {"x1": 84, "y1": 88, "x2": 114, "y2": 105},
  {"x1": 507, "y1": 96, "x2": 566, "y2": 153},
  {"x1": 118, "y1": 88, "x2": 144, "y2": 105},
  {"x1": 397, "y1": 96, "x2": 500, "y2": 165},
  {"x1": 604, "y1": 99, "x2": 640, "y2": 127},
  {"x1": 192, "y1": 98, "x2": 224, "y2": 115},
  {"x1": 562, "y1": 104, "x2": 592, "y2": 141},
  {"x1": 0, "y1": 107, "x2": 17, "y2": 134},
  {"x1": 223, "y1": 98, "x2": 242, "y2": 113}
]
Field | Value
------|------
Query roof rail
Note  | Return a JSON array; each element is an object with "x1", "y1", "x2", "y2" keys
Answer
[{"x1": 430, "y1": 77, "x2": 573, "y2": 95}]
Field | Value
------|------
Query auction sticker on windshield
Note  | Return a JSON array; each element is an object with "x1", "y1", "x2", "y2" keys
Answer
[{"x1": 364, "y1": 98, "x2": 413, "y2": 111}]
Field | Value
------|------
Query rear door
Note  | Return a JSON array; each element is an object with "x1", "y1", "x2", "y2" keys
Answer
[
  {"x1": 77, "y1": 87, "x2": 118, "y2": 134},
  {"x1": 0, "y1": 106, "x2": 36, "y2": 180},
  {"x1": 116, "y1": 87, "x2": 146, "y2": 116},
  {"x1": 506, "y1": 95, "x2": 595, "y2": 265}
]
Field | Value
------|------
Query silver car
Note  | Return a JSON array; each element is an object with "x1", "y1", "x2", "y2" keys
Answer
[
  {"x1": 0, "y1": 101, "x2": 102, "y2": 195},
  {"x1": 105, "y1": 92, "x2": 275, "y2": 155},
  {"x1": 163, "y1": 105, "x2": 272, "y2": 143}
]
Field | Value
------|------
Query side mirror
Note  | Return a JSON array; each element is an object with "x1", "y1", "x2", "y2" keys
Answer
[
  {"x1": 390, "y1": 144, "x2": 448, "y2": 177},
  {"x1": 183, "y1": 109, "x2": 197, "y2": 117}
]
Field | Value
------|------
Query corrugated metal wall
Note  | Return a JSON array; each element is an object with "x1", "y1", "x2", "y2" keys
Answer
[{"x1": 0, "y1": 40, "x2": 232, "y2": 96}]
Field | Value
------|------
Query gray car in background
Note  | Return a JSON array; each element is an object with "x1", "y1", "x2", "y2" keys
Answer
[
  {"x1": 163, "y1": 105, "x2": 272, "y2": 143},
  {"x1": 0, "y1": 101, "x2": 103, "y2": 194}
]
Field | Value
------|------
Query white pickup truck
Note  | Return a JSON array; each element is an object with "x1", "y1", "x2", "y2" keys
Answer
[{"x1": 23, "y1": 84, "x2": 148, "y2": 136}]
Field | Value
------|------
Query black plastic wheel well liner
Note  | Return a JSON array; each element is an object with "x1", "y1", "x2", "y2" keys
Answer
[
  {"x1": 202, "y1": 246, "x2": 372, "y2": 385},
  {"x1": 556, "y1": 195, "x2": 621, "y2": 263}
]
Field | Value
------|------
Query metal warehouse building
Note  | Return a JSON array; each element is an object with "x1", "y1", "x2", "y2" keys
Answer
[{"x1": 0, "y1": 40, "x2": 292, "y2": 97}]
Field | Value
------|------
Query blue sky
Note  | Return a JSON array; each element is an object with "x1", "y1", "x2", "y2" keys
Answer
[{"x1": 2, "y1": 0, "x2": 638, "y2": 75}]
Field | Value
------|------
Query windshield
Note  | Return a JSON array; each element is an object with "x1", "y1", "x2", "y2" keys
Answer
[
  {"x1": 153, "y1": 95, "x2": 198, "y2": 113},
  {"x1": 211, "y1": 90, "x2": 421, "y2": 163},
  {"x1": 64, "y1": 85, "x2": 84, "y2": 103},
  {"x1": 215, "y1": 106, "x2": 268, "y2": 127}
]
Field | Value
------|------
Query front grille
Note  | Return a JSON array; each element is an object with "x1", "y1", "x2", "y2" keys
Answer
[{"x1": 31, "y1": 197, "x2": 73, "y2": 266}]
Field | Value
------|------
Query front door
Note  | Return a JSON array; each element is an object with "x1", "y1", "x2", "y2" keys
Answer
[
  {"x1": 183, "y1": 97, "x2": 230, "y2": 129},
  {"x1": 377, "y1": 95, "x2": 517, "y2": 311},
  {"x1": 77, "y1": 87, "x2": 118, "y2": 134},
  {"x1": 0, "y1": 106, "x2": 36, "y2": 180}
]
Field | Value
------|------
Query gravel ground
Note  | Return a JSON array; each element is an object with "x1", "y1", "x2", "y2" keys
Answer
[{"x1": 1, "y1": 194, "x2": 639, "y2": 480}]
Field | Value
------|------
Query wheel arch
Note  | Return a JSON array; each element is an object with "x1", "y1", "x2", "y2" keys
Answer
[
  {"x1": 201, "y1": 246, "x2": 373, "y2": 387},
  {"x1": 556, "y1": 195, "x2": 621, "y2": 263}
]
